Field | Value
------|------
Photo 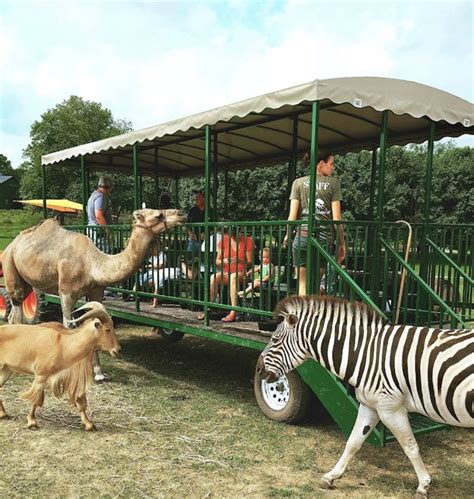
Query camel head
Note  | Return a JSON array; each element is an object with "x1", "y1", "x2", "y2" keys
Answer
[{"x1": 132, "y1": 208, "x2": 187, "y2": 237}]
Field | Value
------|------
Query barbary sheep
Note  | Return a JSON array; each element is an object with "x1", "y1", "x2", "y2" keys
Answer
[{"x1": 0, "y1": 302, "x2": 120, "y2": 430}]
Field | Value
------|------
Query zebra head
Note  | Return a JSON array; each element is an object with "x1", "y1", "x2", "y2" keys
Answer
[{"x1": 256, "y1": 297, "x2": 310, "y2": 382}]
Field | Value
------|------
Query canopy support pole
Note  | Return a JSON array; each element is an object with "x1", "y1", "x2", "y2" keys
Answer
[
  {"x1": 224, "y1": 170, "x2": 229, "y2": 219},
  {"x1": 41, "y1": 164, "x2": 47, "y2": 219},
  {"x1": 287, "y1": 115, "x2": 299, "y2": 213},
  {"x1": 204, "y1": 126, "x2": 211, "y2": 326},
  {"x1": 371, "y1": 111, "x2": 388, "y2": 309},
  {"x1": 368, "y1": 148, "x2": 377, "y2": 220},
  {"x1": 419, "y1": 122, "x2": 436, "y2": 322},
  {"x1": 81, "y1": 156, "x2": 87, "y2": 225},
  {"x1": 174, "y1": 177, "x2": 179, "y2": 209},
  {"x1": 133, "y1": 145, "x2": 140, "y2": 210},
  {"x1": 306, "y1": 101, "x2": 320, "y2": 295},
  {"x1": 213, "y1": 133, "x2": 219, "y2": 221},
  {"x1": 154, "y1": 146, "x2": 159, "y2": 207}
]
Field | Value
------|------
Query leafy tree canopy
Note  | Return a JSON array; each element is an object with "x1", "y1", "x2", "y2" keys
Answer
[{"x1": 20, "y1": 96, "x2": 132, "y2": 200}]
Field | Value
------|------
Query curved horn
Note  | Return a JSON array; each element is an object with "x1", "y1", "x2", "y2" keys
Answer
[{"x1": 68, "y1": 302, "x2": 112, "y2": 327}]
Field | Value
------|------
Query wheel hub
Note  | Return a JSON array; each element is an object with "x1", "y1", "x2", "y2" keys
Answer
[{"x1": 260, "y1": 375, "x2": 290, "y2": 411}]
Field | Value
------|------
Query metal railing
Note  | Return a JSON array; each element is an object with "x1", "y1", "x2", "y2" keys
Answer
[{"x1": 64, "y1": 220, "x2": 473, "y2": 328}]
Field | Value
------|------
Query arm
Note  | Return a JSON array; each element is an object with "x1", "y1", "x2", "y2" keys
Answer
[
  {"x1": 331, "y1": 200, "x2": 346, "y2": 264},
  {"x1": 215, "y1": 242, "x2": 224, "y2": 267},
  {"x1": 283, "y1": 199, "x2": 300, "y2": 247},
  {"x1": 95, "y1": 209, "x2": 108, "y2": 226},
  {"x1": 245, "y1": 249, "x2": 253, "y2": 271}
]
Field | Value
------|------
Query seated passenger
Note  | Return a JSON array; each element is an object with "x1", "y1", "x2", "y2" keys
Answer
[
  {"x1": 197, "y1": 226, "x2": 254, "y2": 322},
  {"x1": 127, "y1": 247, "x2": 191, "y2": 307},
  {"x1": 148, "y1": 260, "x2": 193, "y2": 308},
  {"x1": 239, "y1": 247, "x2": 274, "y2": 298}
]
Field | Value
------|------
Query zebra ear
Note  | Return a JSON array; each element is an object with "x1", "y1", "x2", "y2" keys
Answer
[{"x1": 286, "y1": 314, "x2": 298, "y2": 327}]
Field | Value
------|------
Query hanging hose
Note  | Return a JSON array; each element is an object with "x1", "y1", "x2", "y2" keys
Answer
[{"x1": 394, "y1": 220, "x2": 413, "y2": 324}]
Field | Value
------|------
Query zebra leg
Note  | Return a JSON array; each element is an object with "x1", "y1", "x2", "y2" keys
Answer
[
  {"x1": 378, "y1": 409, "x2": 431, "y2": 498},
  {"x1": 321, "y1": 404, "x2": 379, "y2": 489}
]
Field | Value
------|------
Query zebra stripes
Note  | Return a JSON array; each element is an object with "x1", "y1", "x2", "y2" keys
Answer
[{"x1": 257, "y1": 295, "x2": 473, "y2": 496}]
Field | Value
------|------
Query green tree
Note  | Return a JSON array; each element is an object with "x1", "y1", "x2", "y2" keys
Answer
[{"x1": 20, "y1": 96, "x2": 132, "y2": 202}]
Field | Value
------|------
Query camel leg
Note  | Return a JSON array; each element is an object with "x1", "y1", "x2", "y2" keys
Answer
[
  {"x1": 75, "y1": 394, "x2": 96, "y2": 431},
  {"x1": 22, "y1": 375, "x2": 47, "y2": 429},
  {"x1": 0, "y1": 367, "x2": 13, "y2": 419},
  {"x1": 59, "y1": 292, "x2": 79, "y2": 327},
  {"x1": 321, "y1": 404, "x2": 379, "y2": 489},
  {"x1": 378, "y1": 408, "x2": 431, "y2": 498}
]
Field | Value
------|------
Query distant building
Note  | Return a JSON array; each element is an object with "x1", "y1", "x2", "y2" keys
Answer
[{"x1": 0, "y1": 175, "x2": 20, "y2": 209}]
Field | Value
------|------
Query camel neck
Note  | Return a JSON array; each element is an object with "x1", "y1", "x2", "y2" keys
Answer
[{"x1": 92, "y1": 227, "x2": 153, "y2": 285}]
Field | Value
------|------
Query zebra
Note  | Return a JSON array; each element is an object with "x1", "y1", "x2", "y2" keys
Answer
[{"x1": 256, "y1": 295, "x2": 474, "y2": 498}]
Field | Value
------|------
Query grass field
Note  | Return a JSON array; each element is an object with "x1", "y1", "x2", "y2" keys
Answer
[
  {"x1": 0, "y1": 209, "x2": 43, "y2": 250},
  {"x1": 0, "y1": 322, "x2": 472, "y2": 498}
]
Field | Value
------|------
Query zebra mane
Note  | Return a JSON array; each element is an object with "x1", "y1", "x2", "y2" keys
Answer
[{"x1": 274, "y1": 295, "x2": 382, "y2": 323}]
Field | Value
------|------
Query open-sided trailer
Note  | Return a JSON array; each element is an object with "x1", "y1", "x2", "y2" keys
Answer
[{"x1": 40, "y1": 77, "x2": 473, "y2": 446}]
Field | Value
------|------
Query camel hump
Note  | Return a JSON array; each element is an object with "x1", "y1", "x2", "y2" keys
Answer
[{"x1": 19, "y1": 218, "x2": 57, "y2": 236}]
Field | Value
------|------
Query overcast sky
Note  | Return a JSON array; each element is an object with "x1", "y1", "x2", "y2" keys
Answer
[{"x1": 1, "y1": 0, "x2": 473, "y2": 168}]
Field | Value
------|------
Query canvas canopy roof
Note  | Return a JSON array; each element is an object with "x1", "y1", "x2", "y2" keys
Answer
[
  {"x1": 16, "y1": 199, "x2": 83, "y2": 214},
  {"x1": 42, "y1": 77, "x2": 474, "y2": 177}
]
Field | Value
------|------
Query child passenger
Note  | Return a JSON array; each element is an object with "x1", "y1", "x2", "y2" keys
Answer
[{"x1": 239, "y1": 247, "x2": 274, "y2": 298}]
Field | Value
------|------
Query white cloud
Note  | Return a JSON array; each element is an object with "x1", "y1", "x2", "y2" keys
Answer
[{"x1": 0, "y1": 0, "x2": 472, "y2": 169}]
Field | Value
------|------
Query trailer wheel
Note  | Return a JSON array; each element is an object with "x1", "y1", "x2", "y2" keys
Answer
[
  {"x1": 22, "y1": 289, "x2": 41, "y2": 324},
  {"x1": 0, "y1": 289, "x2": 11, "y2": 321},
  {"x1": 154, "y1": 327, "x2": 185, "y2": 343},
  {"x1": 254, "y1": 369, "x2": 310, "y2": 424}
]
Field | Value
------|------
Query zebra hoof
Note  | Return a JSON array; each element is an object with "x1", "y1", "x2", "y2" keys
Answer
[
  {"x1": 321, "y1": 476, "x2": 336, "y2": 490},
  {"x1": 415, "y1": 490, "x2": 429, "y2": 498}
]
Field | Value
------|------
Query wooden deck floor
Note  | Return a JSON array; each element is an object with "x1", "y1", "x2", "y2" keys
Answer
[{"x1": 103, "y1": 297, "x2": 274, "y2": 344}]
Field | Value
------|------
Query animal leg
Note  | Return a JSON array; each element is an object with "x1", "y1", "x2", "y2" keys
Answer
[
  {"x1": 60, "y1": 292, "x2": 79, "y2": 327},
  {"x1": 75, "y1": 394, "x2": 96, "y2": 431},
  {"x1": 378, "y1": 408, "x2": 431, "y2": 498},
  {"x1": 321, "y1": 403, "x2": 379, "y2": 489},
  {"x1": 0, "y1": 367, "x2": 13, "y2": 419},
  {"x1": 22, "y1": 375, "x2": 47, "y2": 429},
  {"x1": 87, "y1": 288, "x2": 107, "y2": 382}
]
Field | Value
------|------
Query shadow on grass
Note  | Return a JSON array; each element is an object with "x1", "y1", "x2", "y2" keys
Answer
[{"x1": 112, "y1": 331, "x2": 333, "y2": 427}]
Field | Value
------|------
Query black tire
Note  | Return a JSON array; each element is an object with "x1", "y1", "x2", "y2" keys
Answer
[
  {"x1": 154, "y1": 327, "x2": 185, "y2": 343},
  {"x1": 0, "y1": 288, "x2": 11, "y2": 322},
  {"x1": 254, "y1": 368, "x2": 310, "y2": 424}
]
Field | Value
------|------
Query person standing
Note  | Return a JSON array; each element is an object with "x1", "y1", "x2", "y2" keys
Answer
[
  {"x1": 86, "y1": 176, "x2": 113, "y2": 252},
  {"x1": 283, "y1": 151, "x2": 345, "y2": 295},
  {"x1": 187, "y1": 189, "x2": 205, "y2": 254}
]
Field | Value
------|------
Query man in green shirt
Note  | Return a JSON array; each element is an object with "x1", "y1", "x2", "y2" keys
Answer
[{"x1": 283, "y1": 150, "x2": 345, "y2": 295}]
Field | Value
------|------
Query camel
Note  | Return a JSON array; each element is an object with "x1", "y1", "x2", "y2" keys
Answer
[{"x1": 2, "y1": 208, "x2": 187, "y2": 378}]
